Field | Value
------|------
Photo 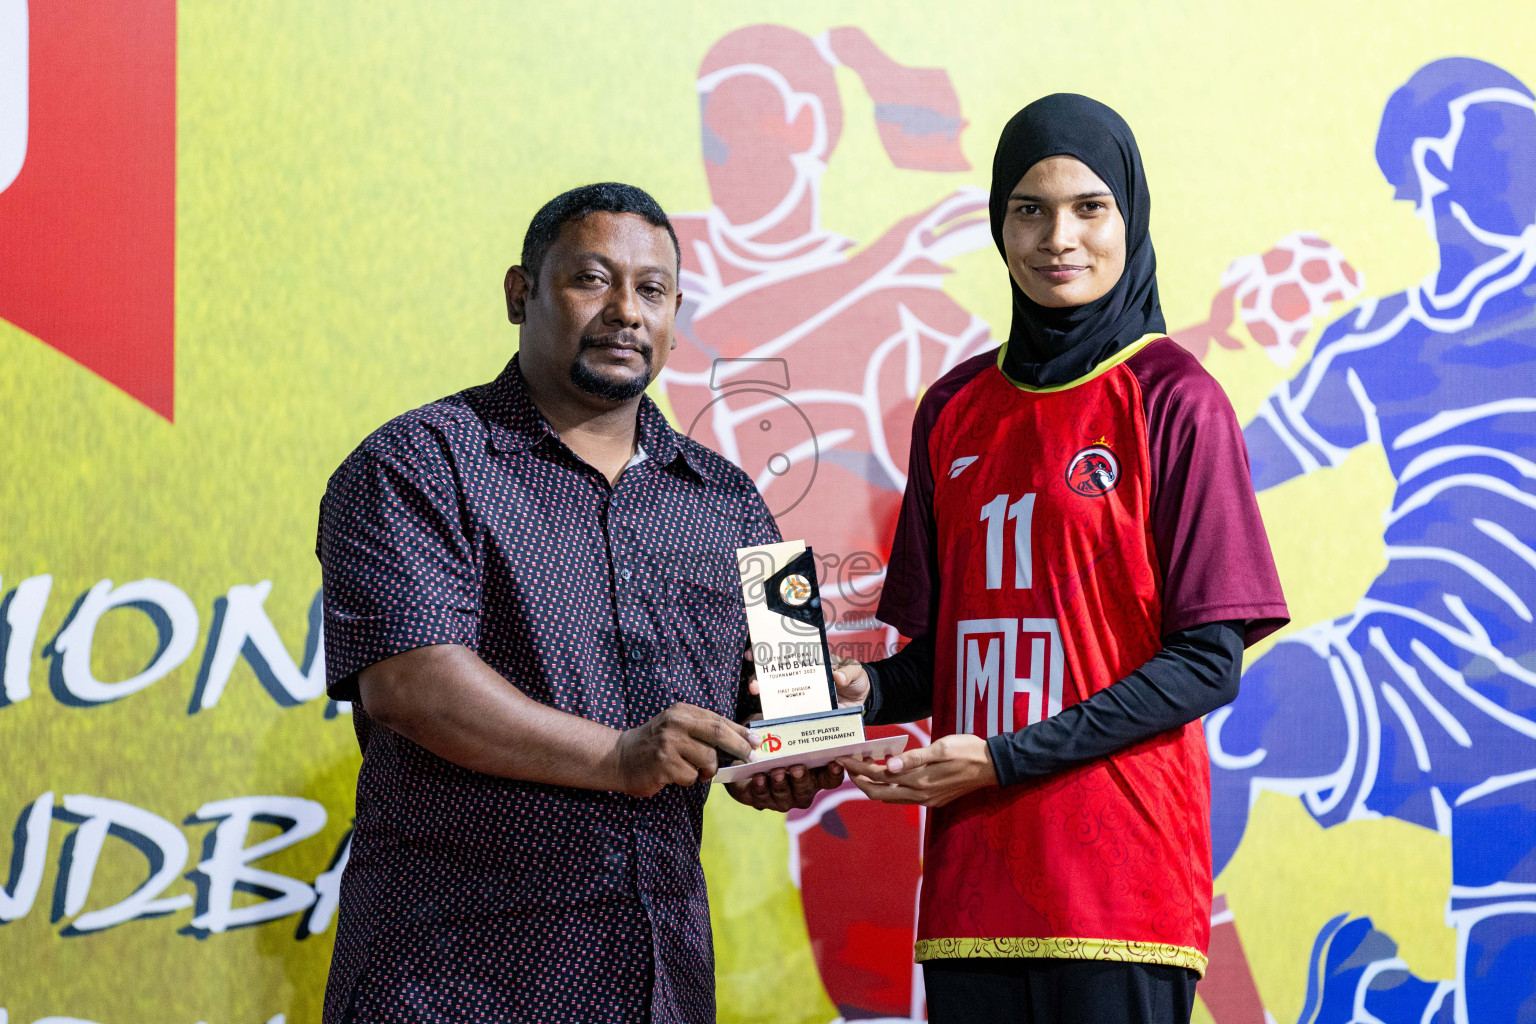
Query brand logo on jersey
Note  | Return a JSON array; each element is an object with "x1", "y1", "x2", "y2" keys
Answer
[
  {"x1": 956, "y1": 617, "x2": 1064, "y2": 736},
  {"x1": 1065, "y1": 445, "x2": 1119, "y2": 497},
  {"x1": 948, "y1": 456, "x2": 979, "y2": 479}
]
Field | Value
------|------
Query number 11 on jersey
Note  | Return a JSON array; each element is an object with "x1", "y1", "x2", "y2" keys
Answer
[{"x1": 981, "y1": 493, "x2": 1035, "y2": 590}]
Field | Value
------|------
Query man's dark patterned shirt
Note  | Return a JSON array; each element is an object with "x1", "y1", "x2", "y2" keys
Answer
[{"x1": 316, "y1": 357, "x2": 777, "y2": 1023}]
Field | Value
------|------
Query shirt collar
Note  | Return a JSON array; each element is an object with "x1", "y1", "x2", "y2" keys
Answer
[
  {"x1": 476, "y1": 356, "x2": 712, "y2": 480},
  {"x1": 474, "y1": 356, "x2": 558, "y2": 454}
]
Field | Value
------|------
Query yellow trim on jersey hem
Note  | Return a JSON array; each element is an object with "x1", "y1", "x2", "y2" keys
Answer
[
  {"x1": 995, "y1": 332, "x2": 1165, "y2": 393},
  {"x1": 914, "y1": 936, "x2": 1208, "y2": 976}
]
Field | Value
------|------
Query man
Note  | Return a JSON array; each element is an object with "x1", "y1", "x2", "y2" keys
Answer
[{"x1": 317, "y1": 182, "x2": 837, "y2": 1024}]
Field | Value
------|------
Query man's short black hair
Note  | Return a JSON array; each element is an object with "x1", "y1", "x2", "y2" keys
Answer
[{"x1": 520, "y1": 182, "x2": 682, "y2": 293}]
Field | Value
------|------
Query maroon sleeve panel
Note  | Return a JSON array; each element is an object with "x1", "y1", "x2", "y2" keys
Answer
[
  {"x1": 876, "y1": 349, "x2": 999, "y2": 641},
  {"x1": 1128, "y1": 338, "x2": 1290, "y2": 647}
]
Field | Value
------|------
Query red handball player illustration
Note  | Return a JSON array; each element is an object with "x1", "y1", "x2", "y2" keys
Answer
[
  {"x1": 1171, "y1": 231, "x2": 1363, "y2": 366},
  {"x1": 659, "y1": 24, "x2": 995, "y2": 1021},
  {"x1": 663, "y1": 24, "x2": 993, "y2": 597}
]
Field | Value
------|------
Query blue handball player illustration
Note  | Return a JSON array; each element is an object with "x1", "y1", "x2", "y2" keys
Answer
[{"x1": 1210, "y1": 58, "x2": 1536, "y2": 1024}]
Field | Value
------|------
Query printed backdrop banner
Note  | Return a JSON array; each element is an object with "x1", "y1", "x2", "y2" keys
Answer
[{"x1": 3, "y1": 2, "x2": 1536, "y2": 1022}]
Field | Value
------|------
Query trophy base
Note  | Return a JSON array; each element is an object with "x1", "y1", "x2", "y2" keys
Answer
[
  {"x1": 753, "y1": 705, "x2": 865, "y2": 756},
  {"x1": 713, "y1": 733, "x2": 909, "y2": 784}
]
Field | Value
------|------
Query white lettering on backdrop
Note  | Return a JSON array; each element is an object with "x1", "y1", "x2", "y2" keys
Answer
[
  {"x1": 0, "y1": 574, "x2": 343, "y2": 715},
  {"x1": 0, "y1": 791, "x2": 348, "y2": 938}
]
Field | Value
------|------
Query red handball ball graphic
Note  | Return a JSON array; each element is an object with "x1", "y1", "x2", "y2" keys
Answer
[{"x1": 1226, "y1": 231, "x2": 1363, "y2": 366}]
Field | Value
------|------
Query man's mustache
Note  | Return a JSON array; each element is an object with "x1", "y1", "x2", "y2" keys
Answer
[{"x1": 579, "y1": 330, "x2": 653, "y2": 359}]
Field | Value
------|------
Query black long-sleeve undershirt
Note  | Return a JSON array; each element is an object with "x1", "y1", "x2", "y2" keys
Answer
[{"x1": 861, "y1": 621, "x2": 1243, "y2": 785}]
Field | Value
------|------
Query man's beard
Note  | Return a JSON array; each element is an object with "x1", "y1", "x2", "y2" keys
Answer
[{"x1": 569, "y1": 331, "x2": 654, "y2": 402}]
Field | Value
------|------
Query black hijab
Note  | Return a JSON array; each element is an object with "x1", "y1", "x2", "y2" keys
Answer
[{"x1": 989, "y1": 94, "x2": 1165, "y2": 387}]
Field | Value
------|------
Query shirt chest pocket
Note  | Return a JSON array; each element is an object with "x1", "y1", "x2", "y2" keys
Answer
[{"x1": 664, "y1": 567, "x2": 748, "y2": 717}]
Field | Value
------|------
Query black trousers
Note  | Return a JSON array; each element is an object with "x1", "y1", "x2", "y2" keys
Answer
[{"x1": 924, "y1": 957, "x2": 1199, "y2": 1024}]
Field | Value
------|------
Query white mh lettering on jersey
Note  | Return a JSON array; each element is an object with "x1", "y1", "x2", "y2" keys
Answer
[{"x1": 955, "y1": 617, "x2": 1064, "y2": 737}]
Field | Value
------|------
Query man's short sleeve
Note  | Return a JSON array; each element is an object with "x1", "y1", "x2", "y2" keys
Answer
[
  {"x1": 740, "y1": 488, "x2": 783, "y2": 549},
  {"x1": 1133, "y1": 341, "x2": 1290, "y2": 647},
  {"x1": 317, "y1": 425, "x2": 480, "y2": 701}
]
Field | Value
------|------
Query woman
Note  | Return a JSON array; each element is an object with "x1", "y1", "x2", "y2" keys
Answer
[{"x1": 835, "y1": 94, "x2": 1289, "y2": 1024}]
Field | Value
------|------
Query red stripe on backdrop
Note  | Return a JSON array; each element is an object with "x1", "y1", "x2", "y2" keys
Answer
[{"x1": 0, "y1": 0, "x2": 176, "y2": 420}]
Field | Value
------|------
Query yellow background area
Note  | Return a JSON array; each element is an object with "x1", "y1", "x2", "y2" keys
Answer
[{"x1": 2, "y1": 1, "x2": 1529, "y2": 1021}]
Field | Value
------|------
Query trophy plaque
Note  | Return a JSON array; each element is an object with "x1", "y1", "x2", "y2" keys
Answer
[{"x1": 714, "y1": 539, "x2": 907, "y2": 784}]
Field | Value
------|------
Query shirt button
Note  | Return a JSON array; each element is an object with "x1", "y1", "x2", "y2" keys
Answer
[{"x1": 621, "y1": 568, "x2": 633, "y2": 581}]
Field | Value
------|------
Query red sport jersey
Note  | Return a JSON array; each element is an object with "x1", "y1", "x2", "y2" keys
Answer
[{"x1": 877, "y1": 334, "x2": 1287, "y2": 974}]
